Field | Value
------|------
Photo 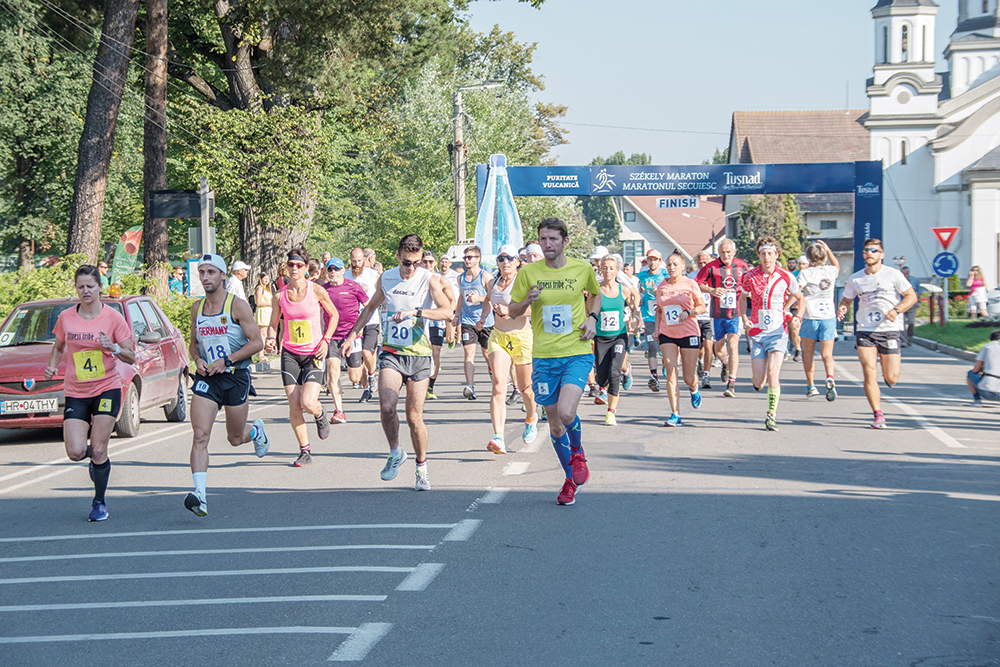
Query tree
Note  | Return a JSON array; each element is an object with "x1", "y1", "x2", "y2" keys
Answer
[
  {"x1": 703, "y1": 146, "x2": 729, "y2": 165},
  {"x1": 733, "y1": 193, "x2": 806, "y2": 269},
  {"x1": 142, "y1": 0, "x2": 168, "y2": 296},
  {"x1": 578, "y1": 151, "x2": 651, "y2": 248}
]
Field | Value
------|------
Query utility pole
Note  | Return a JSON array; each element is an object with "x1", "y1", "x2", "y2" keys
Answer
[{"x1": 453, "y1": 89, "x2": 466, "y2": 243}]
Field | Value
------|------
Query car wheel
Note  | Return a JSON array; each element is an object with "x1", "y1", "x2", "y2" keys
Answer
[
  {"x1": 115, "y1": 382, "x2": 141, "y2": 438},
  {"x1": 163, "y1": 374, "x2": 187, "y2": 423}
]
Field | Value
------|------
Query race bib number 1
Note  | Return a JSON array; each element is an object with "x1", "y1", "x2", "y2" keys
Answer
[
  {"x1": 288, "y1": 319, "x2": 312, "y2": 345},
  {"x1": 542, "y1": 304, "x2": 572, "y2": 335},
  {"x1": 73, "y1": 349, "x2": 106, "y2": 381}
]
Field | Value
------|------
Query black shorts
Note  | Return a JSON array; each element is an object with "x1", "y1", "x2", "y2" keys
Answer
[
  {"x1": 280, "y1": 348, "x2": 326, "y2": 386},
  {"x1": 328, "y1": 337, "x2": 363, "y2": 369},
  {"x1": 461, "y1": 323, "x2": 492, "y2": 349},
  {"x1": 698, "y1": 319, "x2": 713, "y2": 342},
  {"x1": 378, "y1": 351, "x2": 432, "y2": 383},
  {"x1": 361, "y1": 324, "x2": 381, "y2": 354},
  {"x1": 64, "y1": 387, "x2": 122, "y2": 422},
  {"x1": 428, "y1": 324, "x2": 445, "y2": 347},
  {"x1": 856, "y1": 330, "x2": 901, "y2": 355},
  {"x1": 191, "y1": 369, "x2": 251, "y2": 407},
  {"x1": 658, "y1": 333, "x2": 701, "y2": 349}
]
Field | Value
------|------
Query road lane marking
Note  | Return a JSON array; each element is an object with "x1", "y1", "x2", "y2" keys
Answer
[
  {"x1": 0, "y1": 626, "x2": 357, "y2": 644},
  {"x1": 395, "y1": 563, "x2": 444, "y2": 591},
  {"x1": 328, "y1": 623, "x2": 393, "y2": 662},
  {"x1": 520, "y1": 436, "x2": 543, "y2": 453},
  {"x1": 0, "y1": 595, "x2": 387, "y2": 612},
  {"x1": 0, "y1": 566, "x2": 414, "y2": 586},
  {"x1": 503, "y1": 461, "x2": 530, "y2": 475},
  {"x1": 0, "y1": 544, "x2": 437, "y2": 564},
  {"x1": 443, "y1": 519, "x2": 481, "y2": 542},
  {"x1": 0, "y1": 523, "x2": 458, "y2": 544},
  {"x1": 839, "y1": 369, "x2": 966, "y2": 448},
  {"x1": 478, "y1": 488, "x2": 509, "y2": 504}
]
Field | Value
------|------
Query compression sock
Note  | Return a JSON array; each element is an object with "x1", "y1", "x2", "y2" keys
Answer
[
  {"x1": 565, "y1": 415, "x2": 582, "y2": 452},
  {"x1": 767, "y1": 387, "x2": 781, "y2": 417},
  {"x1": 92, "y1": 459, "x2": 111, "y2": 504},
  {"x1": 428, "y1": 377, "x2": 436, "y2": 390},
  {"x1": 550, "y1": 432, "x2": 573, "y2": 479},
  {"x1": 192, "y1": 472, "x2": 207, "y2": 498}
]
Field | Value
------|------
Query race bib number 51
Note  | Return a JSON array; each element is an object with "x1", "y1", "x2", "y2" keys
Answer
[{"x1": 542, "y1": 304, "x2": 572, "y2": 335}]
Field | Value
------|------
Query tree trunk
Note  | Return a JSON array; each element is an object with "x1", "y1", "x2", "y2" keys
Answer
[
  {"x1": 142, "y1": 0, "x2": 168, "y2": 297},
  {"x1": 17, "y1": 238, "x2": 33, "y2": 270},
  {"x1": 240, "y1": 188, "x2": 316, "y2": 283},
  {"x1": 15, "y1": 152, "x2": 33, "y2": 270},
  {"x1": 68, "y1": 0, "x2": 139, "y2": 264}
]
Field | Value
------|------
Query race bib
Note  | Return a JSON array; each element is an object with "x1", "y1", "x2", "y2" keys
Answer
[
  {"x1": 701, "y1": 292, "x2": 711, "y2": 308},
  {"x1": 351, "y1": 337, "x2": 362, "y2": 354},
  {"x1": 73, "y1": 349, "x2": 106, "y2": 381},
  {"x1": 202, "y1": 338, "x2": 230, "y2": 363},
  {"x1": 542, "y1": 304, "x2": 572, "y2": 335},
  {"x1": 720, "y1": 290, "x2": 737, "y2": 310},
  {"x1": 814, "y1": 301, "x2": 832, "y2": 316},
  {"x1": 387, "y1": 315, "x2": 413, "y2": 346},
  {"x1": 288, "y1": 319, "x2": 312, "y2": 345},
  {"x1": 599, "y1": 310, "x2": 620, "y2": 332},
  {"x1": 689, "y1": 337, "x2": 700, "y2": 347},
  {"x1": 758, "y1": 309, "x2": 783, "y2": 333},
  {"x1": 662, "y1": 305, "x2": 683, "y2": 325},
  {"x1": 864, "y1": 309, "x2": 884, "y2": 326}
]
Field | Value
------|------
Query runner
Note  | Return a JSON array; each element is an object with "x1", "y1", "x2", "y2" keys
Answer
[
  {"x1": 265, "y1": 247, "x2": 339, "y2": 466},
  {"x1": 44, "y1": 265, "x2": 135, "y2": 522},
  {"x1": 837, "y1": 238, "x2": 917, "y2": 429},
  {"x1": 637, "y1": 249, "x2": 669, "y2": 392},
  {"x1": 738, "y1": 237, "x2": 804, "y2": 431},
  {"x1": 508, "y1": 218, "x2": 602, "y2": 506},
  {"x1": 437, "y1": 254, "x2": 461, "y2": 348},
  {"x1": 788, "y1": 255, "x2": 810, "y2": 361},
  {"x1": 696, "y1": 239, "x2": 750, "y2": 397},
  {"x1": 321, "y1": 256, "x2": 369, "y2": 423},
  {"x1": 656, "y1": 252, "x2": 706, "y2": 426},
  {"x1": 254, "y1": 272, "x2": 273, "y2": 362},
  {"x1": 593, "y1": 254, "x2": 640, "y2": 425},
  {"x1": 345, "y1": 247, "x2": 381, "y2": 402},
  {"x1": 341, "y1": 234, "x2": 452, "y2": 490},
  {"x1": 421, "y1": 251, "x2": 456, "y2": 400},
  {"x1": 184, "y1": 254, "x2": 269, "y2": 516},
  {"x1": 481, "y1": 244, "x2": 538, "y2": 453},
  {"x1": 797, "y1": 240, "x2": 840, "y2": 400},
  {"x1": 688, "y1": 250, "x2": 715, "y2": 389},
  {"x1": 456, "y1": 245, "x2": 494, "y2": 399}
]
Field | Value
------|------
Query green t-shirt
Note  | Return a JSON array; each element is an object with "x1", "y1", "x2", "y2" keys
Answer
[{"x1": 511, "y1": 257, "x2": 601, "y2": 359}]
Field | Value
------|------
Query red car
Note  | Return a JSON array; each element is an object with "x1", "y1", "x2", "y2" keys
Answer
[{"x1": 0, "y1": 295, "x2": 190, "y2": 437}]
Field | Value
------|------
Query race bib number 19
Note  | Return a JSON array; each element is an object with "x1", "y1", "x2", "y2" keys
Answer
[
  {"x1": 73, "y1": 349, "x2": 106, "y2": 381},
  {"x1": 542, "y1": 304, "x2": 572, "y2": 335},
  {"x1": 720, "y1": 290, "x2": 737, "y2": 310}
]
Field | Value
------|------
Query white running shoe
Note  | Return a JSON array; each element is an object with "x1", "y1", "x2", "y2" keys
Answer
[
  {"x1": 251, "y1": 418, "x2": 269, "y2": 457},
  {"x1": 380, "y1": 449, "x2": 407, "y2": 481},
  {"x1": 415, "y1": 469, "x2": 430, "y2": 491}
]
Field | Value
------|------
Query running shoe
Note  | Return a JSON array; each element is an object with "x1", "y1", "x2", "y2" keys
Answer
[
  {"x1": 540, "y1": 410, "x2": 548, "y2": 421},
  {"x1": 426, "y1": 389, "x2": 437, "y2": 400},
  {"x1": 971, "y1": 397, "x2": 984, "y2": 407},
  {"x1": 587, "y1": 384, "x2": 597, "y2": 398},
  {"x1": 872, "y1": 413, "x2": 887, "y2": 429},
  {"x1": 648, "y1": 376, "x2": 660, "y2": 392},
  {"x1": 88, "y1": 499, "x2": 109, "y2": 522},
  {"x1": 622, "y1": 364, "x2": 633, "y2": 390},
  {"x1": 315, "y1": 411, "x2": 331, "y2": 440},
  {"x1": 359, "y1": 388, "x2": 373, "y2": 403},
  {"x1": 594, "y1": 388, "x2": 608, "y2": 405},
  {"x1": 723, "y1": 381, "x2": 736, "y2": 398},
  {"x1": 793, "y1": 349, "x2": 801, "y2": 362},
  {"x1": 487, "y1": 435, "x2": 506, "y2": 455},
  {"x1": 825, "y1": 378, "x2": 837, "y2": 402},
  {"x1": 352, "y1": 382, "x2": 361, "y2": 389},
  {"x1": 331, "y1": 410, "x2": 347, "y2": 424},
  {"x1": 368, "y1": 373, "x2": 378, "y2": 394},
  {"x1": 605, "y1": 411, "x2": 617, "y2": 426},
  {"x1": 506, "y1": 386, "x2": 521, "y2": 405},
  {"x1": 293, "y1": 450, "x2": 313, "y2": 467},
  {"x1": 712, "y1": 358, "x2": 722, "y2": 368},
  {"x1": 557, "y1": 478, "x2": 577, "y2": 506},
  {"x1": 720, "y1": 365, "x2": 729, "y2": 384},
  {"x1": 569, "y1": 450, "x2": 590, "y2": 486},
  {"x1": 251, "y1": 418, "x2": 269, "y2": 457},
  {"x1": 448, "y1": 341, "x2": 456, "y2": 349},
  {"x1": 765, "y1": 414, "x2": 778, "y2": 431},
  {"x1": 522, "y1": 420, "x2": 538, "y2": 444},
  {"x1": 806, "y1": 386, "x2": 820, "y2": 398},
  {"x1": 463, "y1": 385, "x2": 477, "y2": 400},
  {"x1": 664, "y1": 413, "x2": 682, "y2": 427},
  {"x1": 380, "y1": 449, "x2": 407, "y2": 481},
  {"x1": 690, "y1": 389, "x2": 702, "y2": 409},
  {"x1": 753, "y1": 383, "x2": 763, "y2": 392},
  {"x1": 183, "y1": 492, "x2": 207, "y2": 517},
  {"x1": 415, "y1": 469, "x2": 431, "y2": 491},
  {"x1": 700, "y1": 372, "x2": 711, "y2": 390}
]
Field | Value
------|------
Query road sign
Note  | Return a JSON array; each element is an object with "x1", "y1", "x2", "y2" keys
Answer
[
  {"x1": 933, "y1": 251, "x2": 959, "y2": 277},
  {"x1": 931, "y1": 226, "x2": 960, "y2": 251}
]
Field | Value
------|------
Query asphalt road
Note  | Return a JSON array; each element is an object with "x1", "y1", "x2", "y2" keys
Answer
[{"x1": 0, "y1": 340, "x2": 997, "y2": 666}]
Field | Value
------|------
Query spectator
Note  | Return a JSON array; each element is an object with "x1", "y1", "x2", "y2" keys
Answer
[
  {"x1": 97, "y1": 261, "x2": 111, "y2": 290},
  {"x1": 226, "y1": 260, "x2": 250, "y2": 302},
  {"x1": 169, "y1": 266, "x2": 186, "y2": 295},
  {"x1": 966, "y1": 266, "x2": 989, "y2": 319},
  {"x1": 901, "y1": 266, "x2": 920, "y2": 346},
  {"x1": 275, "y1": 263, "x2": 289, "y2": 290},
  {"x1": 968, "y1": 330, "x2": 1000, "y2": 407}
]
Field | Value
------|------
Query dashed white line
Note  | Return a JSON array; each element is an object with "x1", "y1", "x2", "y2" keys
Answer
[
  {"x1": 328, "y1": 623, "x2": 393, "y2": 662},
  {"x1": 0, "y1": 544, "x2": 436, "y2": 564},
  {"x1": 503, "y1": 461, "x2": 531, "y2": 475},
  {"x1": 395, "y1": 563, "x2": 445, "y2": 591},
  {"x1": 478, "y1": 488, "x2": 509, "y2": 504},
  {"x1": 0, "y1": 626, "x2": 356, "y2": 644},
  {"x1": 443, "y1": 519, "x2": 481, "y2": 542},
  {"x1": 0, "y1": 566, "x2": 414, "y2": 586}
]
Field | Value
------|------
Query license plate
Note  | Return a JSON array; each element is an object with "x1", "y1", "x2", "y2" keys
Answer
[{"x1": 0, "y1": 398, "x2": 58, "y2": 415}]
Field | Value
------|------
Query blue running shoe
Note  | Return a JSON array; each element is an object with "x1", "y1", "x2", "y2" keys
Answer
[
  {"x1": 690, "y1": 390, "x2": 702, "y2": 409},
  {"x1": 522, "y1": 420, "x2": 538, "y2": 444},
  {"x1": 88, "y1": 500, "x2": 108, "y2": 522},
  {"x1": 664, "y1": 413, "x2": 682, "y2": 427},
  {"x1": 622, "y1": 364, "x2": 633, "y2": 391}
]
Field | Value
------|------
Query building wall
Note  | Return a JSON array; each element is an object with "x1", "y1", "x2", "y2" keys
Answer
[{"x1": 969, "y1": 181, "x2": 1000, "y2": 286}]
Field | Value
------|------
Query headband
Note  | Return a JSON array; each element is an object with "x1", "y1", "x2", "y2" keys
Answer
[
  {"x1": 287, "y1": 254, "x2": 306, "y2": 264},
  {"x1": 758, "y1": 244, "x2": 777, "y2": 252}
]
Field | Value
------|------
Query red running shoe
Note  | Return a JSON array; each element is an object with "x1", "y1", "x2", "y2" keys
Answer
[
  {"x1": 332, "y1": 410, "x2": 347, "y2": 424},
  {"x1": 557, "y1": 478, "x2": 577, "y2": 506},
  {"x1": 569, "y1": 450, "x2": 590, "y2": 486}
]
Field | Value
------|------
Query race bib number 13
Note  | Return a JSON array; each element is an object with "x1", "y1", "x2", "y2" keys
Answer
[
  {"x1": 73, "y1": 349, "x2": 106, "y2": 381},
  {"x1": 542, "y1": 304, "x2": 572, "y2": 335},
  {"x1": 662, "y1": 305, "x2": 683, "y2": 324}
]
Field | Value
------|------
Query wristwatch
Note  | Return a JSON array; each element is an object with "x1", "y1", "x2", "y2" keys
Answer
[
  {"x1": 224, "y1": 356, "x2": 233, "y2": 368},
  {"x1": 587, "y1": 312, "x2": 599, "y2": 321},
  {"x1": 416, "y1": 308, "x2": 423, "y2": 318},
  {"x1": 112, "y1": 343, "x2": 121, "y2": 356}
]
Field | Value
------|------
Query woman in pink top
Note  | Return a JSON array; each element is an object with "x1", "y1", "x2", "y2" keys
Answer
[
  {"x1": 966, "y1": 266, "x2": 989, "y2": 319},
  {"x1": 655, "y1": 252, "x2": 707, "y2": 426},
  {"x1": 45, "y1": 265, "x2": 135, "y2": 522}
]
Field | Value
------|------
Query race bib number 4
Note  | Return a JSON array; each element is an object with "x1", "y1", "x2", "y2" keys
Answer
[
  {"x1": 288, "y1": 320, "x2": 312, "y2": 345},
  {"x1": 662, "y1": 305, "x2": 683, "y2": 325},
  {"x1": 599, "y1": 310, "x2": 620, "y2": 332},
  {"x1": 542, "y1": 304, "x2": 572, "y2": 335},
  {"x1": 73, "y1": 349, "x2": 106, "y2": 381},
  {"x1": 758, "y1": 309, "x2": 783, "y2": 333},
  {"x1": 720, "y1": 290, "x2": 737, "y2": 310}
]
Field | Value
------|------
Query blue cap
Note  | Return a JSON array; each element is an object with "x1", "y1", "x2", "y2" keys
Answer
[{"x1": 327, "y1": 257, "x2": 345, "y2": 270}]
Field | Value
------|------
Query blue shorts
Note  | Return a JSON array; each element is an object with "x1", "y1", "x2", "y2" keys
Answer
[
  {"x1": 968, "y1": 371, "x2": 1000, "y2": 402},
  {"x1": 713, "y1": 317, "x2": 740, "y2": 339},
  {"x1": 750, "y1": 328, "x2": 789, "y2": 360},
  {"x1": 799, "y1": 318, "x2": 837, "y2": 341},
  {"x1": 532, "y1": 354, "x2": 593, "y2": 406}
]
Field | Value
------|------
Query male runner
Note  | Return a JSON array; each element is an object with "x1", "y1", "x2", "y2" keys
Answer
[
  {"x1": 456, "y1": 245, "x2": 494, "y2": 399},
  {"x1": 688, "y1": 250, "x2": 715, "y2": 388},
  {"x1": 696, "y1": 239, "x2": 750, "y2": 397},
  {"x1": 321, "y1": 256, "x2": 369, "y2": 423},
  {"x1": 738, "y1": 237, "x2": 804, "y2": 431},
  {"x1": 837, "y1": 238, "x2": 917, "y2": 429},
  {"x1": 185, "y1": 254, "x2": 269, "y2": 516},
  {"x1": 345, "y1": 247, "x2": 381, "y2": 401},
  {"x1": 637, "y1": 249, "x2": 669, "y2": 391},
  {"x1": 508, "y1": 218, "x2": 602, "y2": 506},
  {"x1": 342, "y1": 234, "x2": 452, "y2": 490},
  {"x1": 421, "y1": 250, "x2": 456, "y2": 399},
  {"x1": 437, "y1": 254, "x2": 461, "y2": 347}
]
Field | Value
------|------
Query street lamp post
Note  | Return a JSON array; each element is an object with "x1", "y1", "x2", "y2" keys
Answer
[
  {"x1": 682, "y1": 210, "x2": 742, "y2": 254},
  {"x1": 453, "y1": 80, "x2": 502, "y2": 243}
]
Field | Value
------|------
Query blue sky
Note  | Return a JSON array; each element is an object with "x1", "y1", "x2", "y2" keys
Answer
[{"x1": 465, "y1": 0, "x2": 958, "y2": 166}]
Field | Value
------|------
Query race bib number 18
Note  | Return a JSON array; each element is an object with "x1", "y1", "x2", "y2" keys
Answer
[{"x1": 542, "y1": 304, "x2": 572, "y2": 335}]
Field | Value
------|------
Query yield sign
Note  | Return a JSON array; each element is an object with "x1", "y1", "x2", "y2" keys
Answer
[{"x1": 931, "y1": 226, "x2": 960, "y2": 250}]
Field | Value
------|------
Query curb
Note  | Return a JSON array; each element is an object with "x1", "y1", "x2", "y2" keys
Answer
[{"x1": 912, "y1": 336, "x2": 977, "y2": 363}]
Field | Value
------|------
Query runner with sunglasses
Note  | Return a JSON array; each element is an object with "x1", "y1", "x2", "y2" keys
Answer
[
  {"x1": 320, "y1": 256, "x2": 369, "y2": 423},
  {"x1": 420, "y1": 251, "x2": 456, "y2": 400},
  {"x1": 265, "y1": 248, "x2": 339, "y2": 466},
  {"x1": 456, "y1": 246, "x2": 494, "y2": 400}
]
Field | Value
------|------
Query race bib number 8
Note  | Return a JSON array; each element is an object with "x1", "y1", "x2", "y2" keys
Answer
[
  {"x1": 758, "y1": 309, "x2": 783, "y2": 333},
  {"x1": 720, "y1": 290, "x2": 737, "y2": 310},
  {"x1": 599, "y1": 311, "x2": 620, "y2": 332},
  {"x1": 288, "y1": 320, "x2": 312, "y2": 345},
  {"x1": 542, "y1": 304, "x2": 572, "y2": 335},
  {"x1": 662, "y1": 305, "x2": 683, "y2": 324},
  {"x1": 387, "y1": 315, "x2": 412, "y2": 346},
  {"x1": 73, "y1": 349, "x2": 106, "y2": 381}
]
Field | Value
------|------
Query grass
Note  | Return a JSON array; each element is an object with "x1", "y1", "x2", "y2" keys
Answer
[{"x1": 915, "y1": 319, "x2": 997, "y2": 353}]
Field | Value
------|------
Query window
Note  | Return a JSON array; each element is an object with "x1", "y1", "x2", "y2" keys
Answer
[
  {"x1": 623, "y1": 211, "x2": 636, "y2": 223},
  {"x1": 820, "y1": 220, "x2": 837, "y2": 230},
  {"x1": 138, "y1": 300, "x2": 168, "y2": 337},
  {"x1": 127, "y1": 302, "x2": 149, "y2": 339},
  {"x1": 985, "y1": 1, "x2": 989, "y2": 13},
  {"x1": 901, "y1": 140, "x2": 908, "y2": 165},
  {"x1": 622, "y1": 240, "x2": 644, "y2": 267},
  {"x1": 901, "y1": 25, "x2": 909, "y2": 62},
  {"x1": 883, "y1": 27, "x2": 889, "y2": 63}
]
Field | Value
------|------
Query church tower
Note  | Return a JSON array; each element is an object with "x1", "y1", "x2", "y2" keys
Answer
[
  {"x1": 868, "y1": 0, "x2": 941, "y2": 117},
  {"x1": 948, "y1": 0, "x2": 1000, "y2": 97}
]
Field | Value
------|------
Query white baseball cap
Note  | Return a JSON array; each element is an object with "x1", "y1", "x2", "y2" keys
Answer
[
  {"x1": 232, "y1": 260, "x2": 250, "y2": 272},
  {"x1": 590, "y1": 245, "x2": 609, "y2": 260},
  {"x1": 497, "y1": 244, "x2": 519, "y2": 259},
  {"x1": 198, "y1": 253, "x2": 227, "y2": 275}
]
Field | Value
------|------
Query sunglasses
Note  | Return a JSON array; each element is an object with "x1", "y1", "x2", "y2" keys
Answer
[
  {"x1": 421, "y1": 259, "x2": 435, "y2": 265},
  {"x1": 862, "y1": 248, "x2": 882, "y2": 254},
  {"x1": 287, "y1": 261, "x2": 305, "y2": 269},
  {"x1": 497, "y1": 255, "x2": 516, "y2": 263},
  {"x1": 463, "y1": 255, "x2": 479, "y2": 260},
  {"x1": 399, "y1": 259, "x2": 419, "y2": 268}
]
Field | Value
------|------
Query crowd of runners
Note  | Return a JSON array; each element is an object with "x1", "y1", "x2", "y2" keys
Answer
[{"x1": 46, "y1": 220, "x2": 925, "y2": 519}]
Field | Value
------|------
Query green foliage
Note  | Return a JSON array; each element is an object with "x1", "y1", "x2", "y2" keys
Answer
[
  {"x1": 703, "y1": 146, "x2": 729, "y2": 165},
  {"x1": 579, "y1": 152, "x2": 651, "y2": 248},
  {"x1": 915, "y1": 320, "x2": 994, "y2": 353},
  {"x1": 733, "y1": 194, "x2": 806, "y2": 269},
  {"x1": 0, "y1": 255, "x2": 87, "y2": 320}
]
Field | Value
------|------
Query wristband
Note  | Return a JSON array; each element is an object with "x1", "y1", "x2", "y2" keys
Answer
[{"x1": 587, "y1": 312, "x2": 599, "y2": 321}]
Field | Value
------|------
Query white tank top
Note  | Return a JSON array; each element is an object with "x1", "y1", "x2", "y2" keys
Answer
[
  {"x1": 490, "y1": 274, "x2": 529, "y2": 333},
  {"x1": 381, "y1": 266, "x2": 433, "y2": 356}
]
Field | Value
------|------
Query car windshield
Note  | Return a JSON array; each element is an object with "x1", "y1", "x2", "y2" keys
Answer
[{"x1": 0, "y1": 301, "x2": 125, "y2": 347}]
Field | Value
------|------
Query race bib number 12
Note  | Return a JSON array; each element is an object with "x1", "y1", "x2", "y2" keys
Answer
[{"x1": 599, "y1": 310, "x2": 620, "y2": 332}]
